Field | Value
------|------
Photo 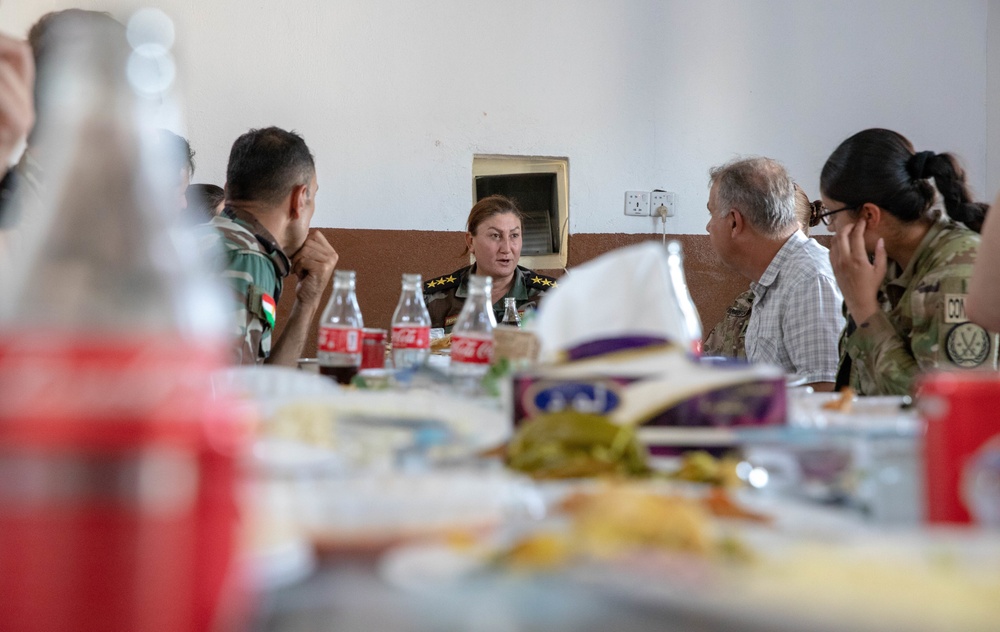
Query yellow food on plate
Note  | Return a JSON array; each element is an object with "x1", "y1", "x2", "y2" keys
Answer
[
  {"x1": 497, "y1": 483, "x2": 756, "y2": 571},
  {"x1": 430, "y1": 334, "x2": 452, "y2": 353},
  {"x1": 264, "y1": 401, "x2": 337, "y2": 448},
  {"x1": 670, "y1": 450, "x2": 742, "y2": 488},
  {"x1": 499, "y1": 531, "x2": 574, "y2": 570},
  {"x1": 570, "y1": 485, "x2": 713, "y2": 558}
]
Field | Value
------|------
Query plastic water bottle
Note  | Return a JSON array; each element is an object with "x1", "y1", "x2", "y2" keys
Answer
[
  {"x1": 450, "y1": 274, "x2": 496, "y2": 377},
  {"x1": 666, "y1": 240, "x2": 704, "y2": 355},
  {"x1": 318, "y1": 270, "x2": 364, "y2": 384},
  {"x1": 501, "y1": 296, "x2": 521, "y2": 328},
  {"x1": 391, "y1": 273, "x2": 431, "y2": 369}
]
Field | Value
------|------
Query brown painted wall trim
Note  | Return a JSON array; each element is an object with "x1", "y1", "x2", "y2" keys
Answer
[{"x1": 275, "y1": 229, "x2": 831, "y2": 358}]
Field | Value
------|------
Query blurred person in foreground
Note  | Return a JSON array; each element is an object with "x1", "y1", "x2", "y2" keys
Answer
[
  {"x1": 0, "y1": 31, "x2": 33, "y2": 195},
  {"x1": 705, "y1": 157, "x2": 844, "y2": 391},
  {"x1": 0, "y1": 29, "x2": 34, "y2": 259},
  {"x1": 1, "y1": 9, "x2": 120, "y2": 263},
  {"x1": 966, "y1": 189, "x2": 1000, "y2": 331},
  {"x1": 821, "y1": 128, "x2": 996, "y2": 396},
  {"x1": 703, "y1": 183, "x2": 823, "y2": 360},
  {"x1": 187, "y1": 183, "x2": 225, "y2": 220},
  {"x1": 202, "y1": 127, "x2": 338, "y2": 366},
  {"x1": 424, "y1": 194, "x2": 557, "y2": 333}
]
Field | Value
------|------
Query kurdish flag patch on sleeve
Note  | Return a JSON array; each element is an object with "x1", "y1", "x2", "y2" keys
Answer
[{"x1": 262, "y1": 294, "x2": 276, "y2": 328}]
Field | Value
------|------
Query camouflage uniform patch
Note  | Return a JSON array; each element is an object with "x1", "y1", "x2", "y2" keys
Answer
[
  {"x1": 703, "y1": 289, "x2": 753, "y2": 359},
  {"x1": 423, "y1": 265, "x2": 556, "y2": 333},
  {"x1": 945, "y1": 322, "x2": 991, "y2": 367},
  {"x1": 839, "y1": 213, "x2": 1000, "y2": 395},
  {"x1": 200, "y1": 208, "x2": 291, "y2": 365}
]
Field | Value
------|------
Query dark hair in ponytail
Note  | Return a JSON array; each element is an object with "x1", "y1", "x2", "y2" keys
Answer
[
  {"x1": 820, "y1": 128, "x2": 987, "y2": 233},
  {"x1": 920, "y1": 152, "x2": 988, "y2": 232}
]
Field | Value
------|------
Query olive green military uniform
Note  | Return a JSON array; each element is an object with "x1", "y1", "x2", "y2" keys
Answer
[
  {"x1": 703, "y1": 289, "x2": 753, "y2": 359},
  {"x1": 201, "y1": 208, "x2": 291, "y2": 365},
  {"x1": 838, "y1": 213, "x2": 999, "y2": 396},
  {"x1": 423, "y1": 264, "x2": 557, "y2": 333}
]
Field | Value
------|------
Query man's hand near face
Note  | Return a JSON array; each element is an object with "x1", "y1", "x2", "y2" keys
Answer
[
  {"x1": 290, "y1": 229, "x2": 338, "y2": 308},
  {"x1": 266, "y1": 229, "x2": 339, "y2": 367}
]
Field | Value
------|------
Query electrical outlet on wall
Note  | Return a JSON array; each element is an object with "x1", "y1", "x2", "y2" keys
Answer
[
  {"x1": 624, "y1": 191, "x2": 650, "y2": 216},
  {"x1": 650, "y1": 191, "x2": 676, "y2": 218}
]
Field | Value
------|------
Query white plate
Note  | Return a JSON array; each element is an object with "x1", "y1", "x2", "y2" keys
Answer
[
  {"x1": 212, "y1": 365, "x2": 341, "y2": 402},
  {"x1": 267, "y1": 389, "x2": 511, "y2": 459},
  {"x1": 567, "y1": 500, "x2": 1000, "y2": 632},
  {"x1": 376, "y1": 487, "x2": 1000, "y2": 632},
  {"x1": 787, "y1": 392, "x2": 919, "y2": 433},
  {"x1": 294, "y1": 469, "x2": 539, "y2": 552},
  {"x1": 247, "y1": 535, "x2": 315, "y2": 591}
]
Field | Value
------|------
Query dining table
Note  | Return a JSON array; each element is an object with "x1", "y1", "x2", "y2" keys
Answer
[{"x1": 231, "y1": 362, "x2": 1000, "y2": 632}]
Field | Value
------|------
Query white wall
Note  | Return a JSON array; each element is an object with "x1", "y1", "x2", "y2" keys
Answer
[{"x1": 1, "y1": 0, "x2": 992, "y2": 234}]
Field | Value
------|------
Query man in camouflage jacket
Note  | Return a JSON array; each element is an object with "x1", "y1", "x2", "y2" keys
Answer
[
  {"x1": 202, "y1": 127, "x2": 337, "y2": 366},
  {"x1": 838, "y1": 213, "x2": 999, "y2": 395},
  {"x1": 703, "y1": 289, "x2": 753, "y2": 359}
]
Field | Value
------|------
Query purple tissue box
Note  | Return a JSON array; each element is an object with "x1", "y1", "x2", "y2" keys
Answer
[{"x1": 511, "y1": 339, "x2": 786, "y2": 451}]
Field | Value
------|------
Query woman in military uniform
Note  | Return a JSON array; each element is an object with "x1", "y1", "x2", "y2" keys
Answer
[
  {"x1": 703, "y1": 184, "x2": 822, "y2": 358},
  {"x1": 820, "y1": 128, "x2": 995, "y2": 396},
  {"x1": 424, "y1": 195, "x2": 557, "y2": 333}
]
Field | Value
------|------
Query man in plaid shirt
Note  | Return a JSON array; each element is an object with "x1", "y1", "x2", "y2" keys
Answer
[{"x1": 705, "y1": 157, "x2": 844, "y2": 391}]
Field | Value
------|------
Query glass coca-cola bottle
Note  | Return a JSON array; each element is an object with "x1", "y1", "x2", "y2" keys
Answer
[
  {"x1": 450, "y1": 274, "x2": 496, "y2": 377},
  {"x1": 666, "y1": 240, "x2": 703, "y2": 356},
  {"x1": 391, "y1": 273, "x2": 431, "y2": 369},
  {"x1": 501, "y1": 296, "x2": 521, "y2": 328},
  {"x1": 0, "y1": 10, "x2": 244, "y2": 632},
  {"x1": 318, "y1": 270, "x2": 364, "y2": 384}
]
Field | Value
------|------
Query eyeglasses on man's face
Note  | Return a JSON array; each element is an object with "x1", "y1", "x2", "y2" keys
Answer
[{"x1": 816, "y1": 205, "x2": 858, "y2": 226}]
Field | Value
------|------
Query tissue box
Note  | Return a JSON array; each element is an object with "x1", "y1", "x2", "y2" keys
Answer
[{"x1": 511, "y1": 339, "x2": 786, "y2": 452}]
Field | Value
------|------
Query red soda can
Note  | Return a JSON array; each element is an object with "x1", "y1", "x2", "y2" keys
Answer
[
  {"x1": 918, "y1": 371, "x2": 1000, "y2": 524},
  {"x1": 361, "y1": 328, "x2": 387, "y2": 369}
]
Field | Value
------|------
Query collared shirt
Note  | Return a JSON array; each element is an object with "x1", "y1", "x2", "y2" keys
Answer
[
  {"x1": 423, "y1": 264, "x2": 556, "y2": 333},
  {"x1": 746, "y1": 230, "x2": 844, "y2": 383},
  {"x1": 202, "y1": 207, "x2": 291, "y2": 365},
  {"x1": 839, "y1": 212, "x2": 998, "y2": 396}
]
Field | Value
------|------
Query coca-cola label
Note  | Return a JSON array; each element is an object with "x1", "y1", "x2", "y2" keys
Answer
[
  {"x1": 0, "y1": 334, "x2": 245, "y2": 444},
  {"x1": 392, "y1": 326, "x2": 430, "y2": 350},
  {"x1": 318, "y1": 326, "x2": 361, "y2": 354},
  {"x1": 451, "y1": 335, "x2": 493, "y2": 364}
]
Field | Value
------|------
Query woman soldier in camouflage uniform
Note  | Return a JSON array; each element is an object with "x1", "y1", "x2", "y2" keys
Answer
[
  {"x1": 424, "y1": 195, "x2": 556, "y2": 333},
  {"x1": 821, "y1": 128, "x2": 996, "y2": 396},
  {"x1": 703, "y1": 184, "x2": 821, "y2": 358}
]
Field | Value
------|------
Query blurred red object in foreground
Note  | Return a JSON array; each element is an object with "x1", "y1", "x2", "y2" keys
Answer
[
  {"x1": 919, "y1": 371, "x2": 1000, "y2": 524},
  {"x1": 0, "y1": 10, "x2": 246, "y2": 631},
  {"x1": 0, "y1": 340, "x2": 246, "y2": 632}
]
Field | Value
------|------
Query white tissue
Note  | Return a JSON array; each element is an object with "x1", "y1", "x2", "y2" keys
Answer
[{"x1": 535, "y1": 241, "x2": 692, "y2": 359}]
